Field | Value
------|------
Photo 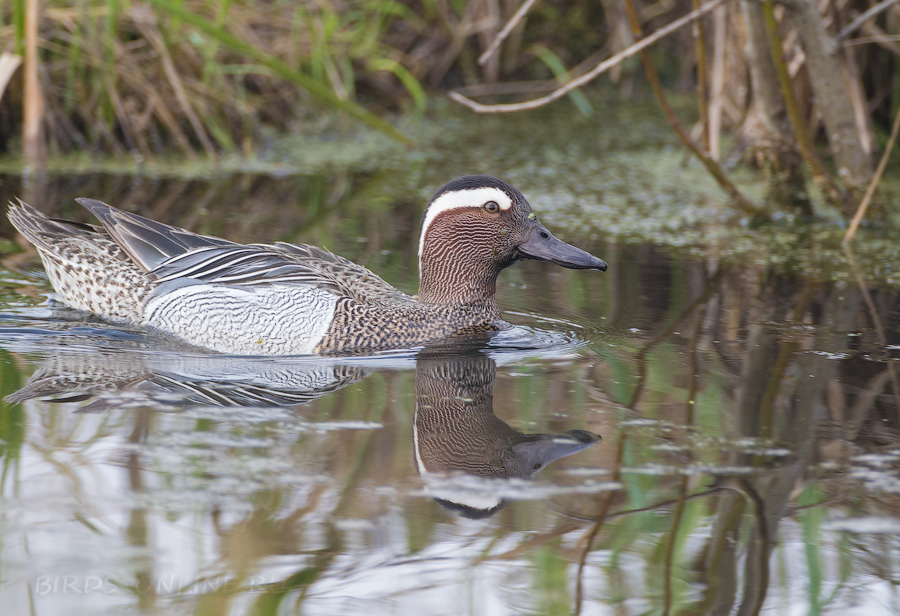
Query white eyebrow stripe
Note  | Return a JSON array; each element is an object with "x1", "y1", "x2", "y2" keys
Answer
[{"x1": 418, "y1": 187, "x2": 513, "y2": 263}]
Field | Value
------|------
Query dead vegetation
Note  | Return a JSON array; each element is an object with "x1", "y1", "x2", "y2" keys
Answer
[{"x1": 0, "y1": 0, "x2": 898, "y2": 219}]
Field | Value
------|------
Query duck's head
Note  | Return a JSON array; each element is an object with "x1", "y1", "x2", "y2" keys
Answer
[{"x1": 417, "y1": 175, "x2": 607, "y2": 305}]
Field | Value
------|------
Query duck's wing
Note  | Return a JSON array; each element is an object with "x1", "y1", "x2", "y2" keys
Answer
[
  {"x1": 151, "y1": 242, "x2": 415, "y2": 304},
  {"x1": 271, "y1": 242, "x2": 414, "y2": 305},
  {"x1": 78, "y1": 199, "x2": 414, "y2": 303},
  {"x1": 77, "y1": 198, "x2": 234, "y2": 272}
]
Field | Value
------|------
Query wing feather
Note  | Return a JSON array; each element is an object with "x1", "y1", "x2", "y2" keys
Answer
[{"x1": 72, "y1": 199, "x2": 415, "y2": 304}]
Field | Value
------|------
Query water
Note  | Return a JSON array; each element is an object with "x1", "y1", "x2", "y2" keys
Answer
[{"x1": 2, "y1": 171, "x2": 900, "y2": 616}]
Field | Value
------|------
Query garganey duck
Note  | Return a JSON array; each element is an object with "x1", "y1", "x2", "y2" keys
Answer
[{"x1": 8, "y1": 175, "x2": 607, "y2": 355}]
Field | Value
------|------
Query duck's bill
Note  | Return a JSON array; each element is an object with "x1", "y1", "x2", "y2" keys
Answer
[{"x1": 517, "y1": 227, "x2": 608, "y2": 271}]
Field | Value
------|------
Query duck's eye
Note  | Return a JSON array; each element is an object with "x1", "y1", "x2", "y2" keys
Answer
[{"x1": 483, "y1": 201, "x2": 500, "y2": 214}]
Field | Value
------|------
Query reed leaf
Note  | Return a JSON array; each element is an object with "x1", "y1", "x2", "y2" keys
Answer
[
  {"x1": 12, "y1": 0, "x2": 25, "y2": 55},
  {"x1": 369, "y1": 57, "x2": 427, "y2": 112},
  {"x1": 530, "y1": 44, "x2": 592, "y2": 116}
]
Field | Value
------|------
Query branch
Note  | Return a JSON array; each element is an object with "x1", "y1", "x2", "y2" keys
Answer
[
  {"x1": 838, "y1": 0, "x2": 900, "y2": 41},
  {"x1": 620, "y1": 0, "x2": 763, "y2": 217},
  {"x1": 450, "y1": 0, "x2": 731, "y2": 114},
  {"x1": 843, "y1": 98, "x2": 900, "y2": 242}
]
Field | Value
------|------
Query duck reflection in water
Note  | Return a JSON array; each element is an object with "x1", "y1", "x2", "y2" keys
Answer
[
  {"x1": 414, "y1": 351, "x2": 601, "y2": 519},
  {"x1": 7, "y1": 339, "x2": 600, "y2": 519}
]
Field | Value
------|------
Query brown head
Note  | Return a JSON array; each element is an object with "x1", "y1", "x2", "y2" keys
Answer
[{"x1": 417, "y1": 175, "x2": 607, "y2": 306}]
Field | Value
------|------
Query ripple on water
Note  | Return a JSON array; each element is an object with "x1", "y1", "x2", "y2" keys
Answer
[
  {"x1": 486, "y1": 310, "x2": 603, "y2": 364},
  {"x1": 417, "y1": 473, "x2": 621, "y2": 502},
  {"x1": 0, "y1": 305, "x2": 600, "y2": 365},
  {"x1": 829, "y1": 517, "x2": 900, "y2": 534}
]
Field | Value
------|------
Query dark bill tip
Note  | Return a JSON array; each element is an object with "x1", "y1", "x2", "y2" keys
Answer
[{"x1": 517, "y1": 227, "x2": 608, "y2": 271}]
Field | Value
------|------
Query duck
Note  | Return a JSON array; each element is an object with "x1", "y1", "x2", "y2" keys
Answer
[{"x1": 8, "y1": 175, "x2": 607, "y2": 355}]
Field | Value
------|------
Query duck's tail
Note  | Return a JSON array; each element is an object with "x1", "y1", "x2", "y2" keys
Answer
[
  {"x1": 7, "y1": 199, "x2": 154, "y2": 322},
  {"x1": 7, "y1": 199, "x2": 100, "y2": 252}
]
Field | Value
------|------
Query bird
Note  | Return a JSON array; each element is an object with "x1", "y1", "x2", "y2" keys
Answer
[{"x1": 7, "y1": 175, "x2": 607, "y2": 355}]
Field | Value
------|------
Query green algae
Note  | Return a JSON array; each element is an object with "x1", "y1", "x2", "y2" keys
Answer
[{"x1": 2, "y1": 93, "x2": 900, "y2": 287}]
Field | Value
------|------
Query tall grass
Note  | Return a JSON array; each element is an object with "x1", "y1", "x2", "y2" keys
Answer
[
  {"x1": 2, "y1": 0, "x2": 435, "y2": 155},
  {"x1": 0, "y1": 0, "x2": 896, "y2": 169}
]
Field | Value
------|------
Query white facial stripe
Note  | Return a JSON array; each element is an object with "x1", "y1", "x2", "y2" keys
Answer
[{"x1": 418, "y1": 187, "x2": 513, "y2": 261}]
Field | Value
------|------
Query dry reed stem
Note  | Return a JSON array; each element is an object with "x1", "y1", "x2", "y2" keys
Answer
[
  {"x1": 843, "y1": 100, "x2": 900, "y2": 242},
  {"x1": 837, "y1": 0, "x2": 900, "y2": 40},
  {"x1": 449, "y1": 0, "x2": 731, "y2": 113},
  {"x1": 708, "y1": 5, "x2": 726, "y2": 158},
  {"x1": 477, "y1": 0, "x2": 540, "y2": 66},
  {"x1": 760, "y1": 0, "x2": 839, "y2": 200},
  {"x1": 23, "y1": 0, "x2": 45, "y2": 172},
  {"x1": 136, "y1": 17, "x2": 216, "y2": 157},
  {"x1": 101, "y1": 71, "x2": 144, "y2": 155},
  {"x1": 694, "y1": 0, "x2": 711, "y2": 152},
  {"x1": 790, "y1": 0, "x2": 872, "y2": 192},
  {"x1": 840, "y1": 45, "x2": 874, "y2": 156},
  {"x1": 622, "y1": 0, "x2": 762, "y2": 216},
  {"x1": 848, "y1": 23, "x2": 900, "y2": 56}
]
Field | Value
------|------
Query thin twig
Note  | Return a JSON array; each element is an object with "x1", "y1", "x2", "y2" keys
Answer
[
  {"x1": 708, "y1": 4, "x2": 726, "y2": 158},
  {"x1": 621, "y1": 0, "x2": 763, "y2": 216},
  {"x1": 450, "y1": 0, "x2": 731, "y2": 113},
  {"x1": 838, "y1": 0, "x2": 900, "y2": 41},
  {"x1": 842, "y1": 33, "x2": 900, "y2": 51},
  {"x1": 453, "y1": 79, "x2": 561, "y2": 97},
  {"x1": 843, "y1": 99, "x2": 900, "y2": 242},
  {"x1": 761, "y1": 0, "x2": 834, "y2": 191},
  {"x1": 477, "y1": 0, "x2": 541, "y2": 65}
]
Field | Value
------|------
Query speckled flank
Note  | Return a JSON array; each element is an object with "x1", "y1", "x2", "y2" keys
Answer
[
  {"x1": 39, "y1": 247, "x2": 153, "y2": 321},
  {"x1": 316, "y1": 297, "x2": 502, "y2": 354},
  {"x1": 144, "y1": 283, "x2": 337, "y2": 355}
]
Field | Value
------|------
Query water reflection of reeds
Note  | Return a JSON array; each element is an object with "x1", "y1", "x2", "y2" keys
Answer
[{"x1": 3, "y1": 177, "x2": 900, "y2": 614}]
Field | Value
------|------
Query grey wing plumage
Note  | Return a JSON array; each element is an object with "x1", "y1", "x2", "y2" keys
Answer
[
  {"x1": 151, "y1": 242, "x2": 415, "y2": 304},
  {"x1": 148, "y1": 363, "x2": 368, "y2": 407},
  {"x1": 272, "y1": 242, "x2": 415, "y2": 304},
  {"x1": 76, "y1": 198, "x2": 234, "y2": 272},
  {"x1": 72, "y1": 198, "x2": 414, "y2": 303},
  {"x1": 151, "y1": 244, "x2": 346, "y2": 292}
]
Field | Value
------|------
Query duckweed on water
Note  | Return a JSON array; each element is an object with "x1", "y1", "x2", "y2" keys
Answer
[{"x1": 3, "y1": 93, "x2": 900, "y2": 285}]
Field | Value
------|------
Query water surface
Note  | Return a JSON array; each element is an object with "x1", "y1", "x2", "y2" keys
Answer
[{"x1": 1, "y1": 173, "x2": 900, "y2": 615}]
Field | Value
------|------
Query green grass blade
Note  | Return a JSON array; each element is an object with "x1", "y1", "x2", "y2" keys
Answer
[
  {"x1": 531, "y1": 44, "x2": 593, "y2": 117},
  {"x1": 13, "y1": 0, "x2": 25, "y2": 55},
  {"x1": 369, "y1": 58, "x2": 426, "y2": 112}
]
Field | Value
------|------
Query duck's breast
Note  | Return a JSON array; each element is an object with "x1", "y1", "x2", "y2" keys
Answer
[{"x1": 142, "y1": 280, "x2": 338, "y2": 355}]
